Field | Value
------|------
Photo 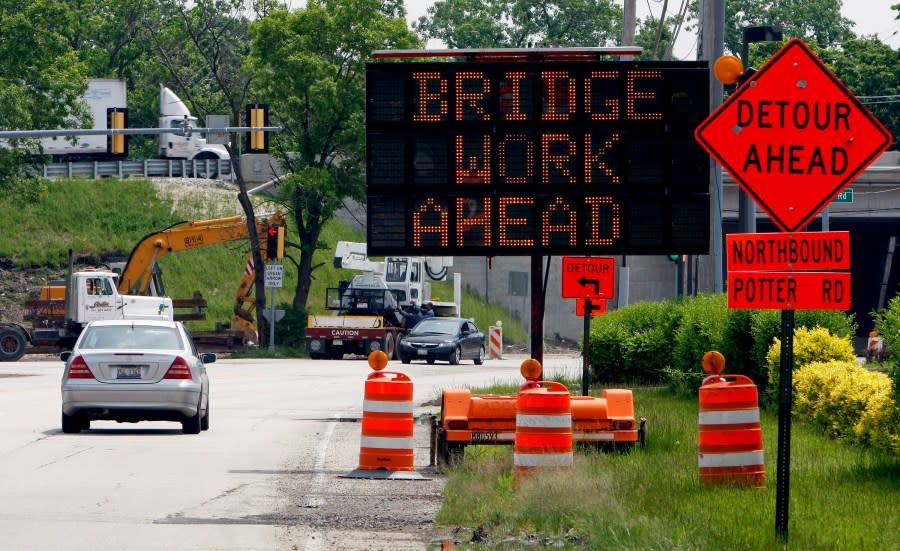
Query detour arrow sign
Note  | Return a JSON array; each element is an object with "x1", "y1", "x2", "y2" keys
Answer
[
  {"x1": 561, "y1": 257, "x2": 615, "y2": 299},
  {"x1": 695, "y1": 39, "x2": 892, "y2": 233}
]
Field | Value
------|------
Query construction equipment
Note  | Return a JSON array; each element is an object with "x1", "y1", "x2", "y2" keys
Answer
[
  {"x1": 0, "y1": 213, "x2": 286, "y2": 361},
  {"x1": 305, "y1": 242, "x2": 458, "y2": 360},
  {"x1": 1, "y1": 264, "x2": 173, "y2": 362}
]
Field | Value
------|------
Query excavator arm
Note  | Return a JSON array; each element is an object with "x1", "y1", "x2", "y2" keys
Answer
[
  {"x1": 119, "y1": 212, "x2": 285, "y2": 296},
  {"x1": 118, "y1": 211, "x2": 285, "y2": 344}
]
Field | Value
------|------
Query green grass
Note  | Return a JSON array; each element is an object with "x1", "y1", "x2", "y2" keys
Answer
[{"x1": 437, "y1": 387, "x2": 900, "y2": 550}]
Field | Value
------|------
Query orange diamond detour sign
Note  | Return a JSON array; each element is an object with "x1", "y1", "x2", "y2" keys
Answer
[{"x1": 695, "y1": 39, "x2": 892, "y2": 232}]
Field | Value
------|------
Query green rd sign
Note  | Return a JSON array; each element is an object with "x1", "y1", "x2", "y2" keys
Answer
[{"x1": 695, "y1": 39, "x2": 892, "y2": 232}]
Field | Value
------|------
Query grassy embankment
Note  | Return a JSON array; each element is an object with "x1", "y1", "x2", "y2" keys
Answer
[
  {"x1": 436, "y1": 385, "x2": 900, "y2": 550},
  {"x1": 0, "y1": 178, "x2": 526, "y2": 346}
]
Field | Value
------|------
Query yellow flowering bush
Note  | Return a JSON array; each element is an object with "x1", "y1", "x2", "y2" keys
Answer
[
  {"x1": 766, "y1": 326, "x2": 855, "y2": 400},
  {"x1": 794, "y1": 360, "x2": 900, "y2": 454}
]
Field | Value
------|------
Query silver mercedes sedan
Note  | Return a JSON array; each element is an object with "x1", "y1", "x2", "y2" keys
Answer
[{"x1": 60, "y1": 320, "x2": 213, "y2": 434}]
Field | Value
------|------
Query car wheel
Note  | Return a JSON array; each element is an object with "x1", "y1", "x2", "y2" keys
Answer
[
  {"x1": 201, "y1": 399, "x2": 210, "y2": 431},
  {"x1": 474, "y1": 346, "x2": 485, "y2": 365},
  {"x1": 449, "y1": 346, "x2": 461, "y2": 365},
  {"x1": 182, "y1": 398, "x2": 202, "y2": 434},
  {"x1": 62, "y1": 411, "x2": 82, "y2": 434}
]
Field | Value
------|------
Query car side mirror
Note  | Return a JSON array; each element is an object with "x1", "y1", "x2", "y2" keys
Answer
[
  {"x1": 200, "y1": 352, "x2": 217, "y2": 364},
  {"x1": 60, "y1": 351, "x2": 72, "y2": 362}
]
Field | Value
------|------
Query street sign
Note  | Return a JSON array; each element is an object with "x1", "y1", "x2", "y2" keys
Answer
[
  {"x1": 728, "y1": 271, "x2": 850, "y2": 310},
  {"x1": 561, "y1": 257, "x2": 615, "y2": 299},
  {"x1": 695, "y1": 39, "x2": 892, "y2": 233},
  {"x1": 264, "y1": 263, "x2": 284, "y2": 288},
  {"x1": 205, "y1": 115, "x2": 229, "y2": 145},
  {"x1": 727, "y1": 231, "x2": 850, "y2": 271},
  {"x1": 832, "y1": 188, "x2": 853, "y2": 203},
  {"x1": 576, "y1": 298, "x2": 607, "y2": 316}
]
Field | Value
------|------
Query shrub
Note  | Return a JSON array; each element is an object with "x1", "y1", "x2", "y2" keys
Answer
[
  {"x1": 753, "y1": 310, "x2": 856, "y2": 392},
  {"x1": 274, "y1": 303, "x2": 308, "y2": 350},
  {"x1": 794, "y1": 360, "x2": 900, "y2": 454},
  {"x1": 766, "y1": 326, "x2": 856, "y2": 400},
  {"x1": 671, "y1": 294, "x2": 727, "y2": 375},
  {"x1": 872, "y1": 294, "x2": 900, "y2": 393},
  {"x1": 589, "y1": 300, "x2": 682, "y2": 383}
]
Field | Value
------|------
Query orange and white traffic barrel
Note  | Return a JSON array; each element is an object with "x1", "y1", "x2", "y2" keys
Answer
[
  {"x1": 488, "y1": 324, "x2": 503, "y2": 359},
  {"x1": 357, "y1": 351, "x2": 415, "y2": 471},
  {"x1": 697, "y1": 351, "x2": 765, "y2": 487},
  {"x1": 514, "y1": 379, "x2": 573, "y2": 478}
]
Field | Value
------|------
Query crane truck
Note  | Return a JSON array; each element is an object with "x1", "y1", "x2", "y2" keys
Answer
[
  {"x1": 0, "y1": 212, "x2": 286, "y2": 361},
  {"x1": 305, "y1": 242, "x2": 457, "y2": 360},
  {"x1": 35, "y1": 78, "x2": 229, "y2": 162}
]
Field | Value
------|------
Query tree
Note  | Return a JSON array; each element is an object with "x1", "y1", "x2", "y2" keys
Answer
[
  {"x1": 414, "y1": 0, "x2": 622, "y2": 49},
  {"x1": 0, "y1": 0, "x2": 90, "y2": 190},
  {"x1": 249, "y1": 0, "x2": 420, "y2": 311},
  {"x1": 140, "y1": 0, "x2": 279, "y2": 342}
]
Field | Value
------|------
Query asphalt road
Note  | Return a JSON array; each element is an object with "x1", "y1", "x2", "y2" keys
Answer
[{"x1": 0, "y1": 353, "x2": 582, "y2": 550}]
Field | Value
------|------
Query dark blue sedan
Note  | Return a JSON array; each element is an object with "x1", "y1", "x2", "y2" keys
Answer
[{"x1": 398, "y1": 318, "x2": 485, "y2": 365}]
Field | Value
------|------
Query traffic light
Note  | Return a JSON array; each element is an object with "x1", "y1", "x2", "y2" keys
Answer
[
  {"x1": 246, "y1": 103, "x2": 269, "y2": 153},
  {"x1": 266, "y1": 224, "x2": 279, "y2": 260},
  {"x1": 276, "y1": 224, "x2": 285, "y2": 259},
  {"x1": 106, "y1": 107, "x2": 128, "y2": 156}
]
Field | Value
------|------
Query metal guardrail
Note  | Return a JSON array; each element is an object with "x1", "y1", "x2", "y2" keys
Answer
[{"x1": 40, "y1": 158, "x2": 232, "y2": 180}]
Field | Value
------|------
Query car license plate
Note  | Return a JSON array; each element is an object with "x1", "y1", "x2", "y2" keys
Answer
[
  {"x1": 332, "y1": 339, "x2": 343, "y2": 345},
  {"x1": 417, "y1": 349, "x2": 427, "y2": 356},
  {"x1": 116, "y1": 366, "x2": 143, "y2": 379}
]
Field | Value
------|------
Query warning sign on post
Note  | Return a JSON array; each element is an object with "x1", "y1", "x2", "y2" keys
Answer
[
  {"x1": 561, "y1": 257, "x2": 615, "y2": 299},
  {"x1": 728, "y1": 272, "x2": 850, "y2": 310},
  {"x1": 727, "y1": 231, "x2": 850, "y2": 271},
  {"x1": 695, "y1": 39, "x2": 892, "y2": 233}
]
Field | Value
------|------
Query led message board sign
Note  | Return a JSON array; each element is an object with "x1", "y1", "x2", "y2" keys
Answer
[{"x1": 366, "y1": 61, "x2": 710, "y2": 255}]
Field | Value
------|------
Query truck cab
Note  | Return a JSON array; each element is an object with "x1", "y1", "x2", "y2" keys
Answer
[
  {"x1": 157, "y1": 85, "x2": 229, "y2": 161},
  {"x1": 66, "y1": 271, "x2": 173, "y2": 326}
]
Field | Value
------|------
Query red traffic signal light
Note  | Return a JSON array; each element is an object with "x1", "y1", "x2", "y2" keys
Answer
[{"x1": 266, "y1": 225, "x2": 278, "y2": 260}]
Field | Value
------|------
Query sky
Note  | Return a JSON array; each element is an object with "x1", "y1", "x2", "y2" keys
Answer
[{"x1": 402, "y1": 0, "x2": 900, "y2": 58}]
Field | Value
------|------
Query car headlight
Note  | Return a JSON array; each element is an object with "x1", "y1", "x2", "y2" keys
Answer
[{"x1": 309, "y1": 339, "x2": 323, "y2": 352}]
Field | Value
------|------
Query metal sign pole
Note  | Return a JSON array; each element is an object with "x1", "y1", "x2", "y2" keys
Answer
[
  {"x1": 775, "y1": 308, "x2": 794, "y2": 541},
  {"x1": 269, "y1": 288, "x2": 276, "y2": 352},
  {"x1": 582, "y1": 298, "x2": 591, "y2": 396}
]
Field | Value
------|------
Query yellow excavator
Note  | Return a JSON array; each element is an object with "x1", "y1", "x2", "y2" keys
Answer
[
  {"x1": 116, "y1": 211, "x2": 286, "y2": 345},
  {"x1": 34, "y1": 212, "x2": 286, "y2": 348}
]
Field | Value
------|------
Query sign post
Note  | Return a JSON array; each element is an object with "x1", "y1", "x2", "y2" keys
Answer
[
  {"x1": 264, "y1": 263, "x2": 284, "y2": 352},
  {"x1": 696, "y1": 39, "x2": 891, "y2": 542},
  {"x1": 561, "y1": 257, "x2": 615, "y2": 396}
]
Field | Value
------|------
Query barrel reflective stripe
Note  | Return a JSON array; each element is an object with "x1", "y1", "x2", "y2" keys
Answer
[
  {"x1": 699, "y1": 450, "x2": 764, "y2": 469},
  {"x1": 515, "y1": 413, "x2": 572, "y2": 428},
  {"x1": 361, "y1": 435, "x2": 416, "y2": 449},
  {"x1": 699, "y1": 408, "x2": 760, "y2": 426},
  {"x1": 363, "y1": 399, "x2": 414, "y2": 414},
  {"x1": 514, "y1": 453, "x2": 574, "y2": 468}
]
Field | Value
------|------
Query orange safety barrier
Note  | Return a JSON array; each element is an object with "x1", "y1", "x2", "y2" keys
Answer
[
  {"x1": 437, "y1": 388, "x2": 640, "y2": 462},
  {"x1": 514, "y1": 380, "x2": 573, "y2": 476},
  {"x1": 698, "y1": 374, "x2": 765, "y2": 487},
  {"x1": 488, "y1": 325, "x2": 503, "y2": 359},
  {"x1": 358, "y1": 370, "x2": 415, "y2": 471}
]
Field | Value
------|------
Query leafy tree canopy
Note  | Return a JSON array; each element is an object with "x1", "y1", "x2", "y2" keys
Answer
[
  {"x1": 414, "y1": 0, "x2": 622, "y2": 49},
  {"x1": 249, "y1": 0, "x2": 420, "y2": 308}
]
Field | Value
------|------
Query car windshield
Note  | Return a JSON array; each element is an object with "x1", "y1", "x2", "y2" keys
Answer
[
  {"x1": 79, "y1": 325, "x2": 182, "y2": 350},
  {"x1": 408, "y1": 319, "x2": 460, "y2": 336}
]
